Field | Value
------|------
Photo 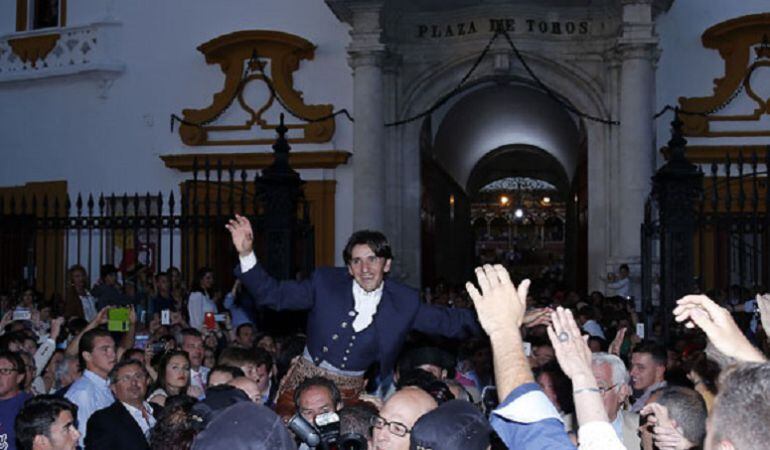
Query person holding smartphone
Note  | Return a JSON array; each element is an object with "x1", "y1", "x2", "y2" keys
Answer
[{"x1": 187, "y1": 268, "x2": 217, "y2": 331}]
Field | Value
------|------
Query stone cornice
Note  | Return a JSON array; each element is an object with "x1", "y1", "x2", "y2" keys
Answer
[{"x1": 160, "y1": 151, "x2": 351, "y2": 172}]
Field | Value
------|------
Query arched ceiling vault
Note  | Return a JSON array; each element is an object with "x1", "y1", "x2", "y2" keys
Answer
[{"x1": 431, "y1": 84, "x2": 581, "y2": 195}]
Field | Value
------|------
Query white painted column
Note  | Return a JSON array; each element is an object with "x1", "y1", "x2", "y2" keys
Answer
[
  {"x1": 615, "y1": 0, "x2": 658, "y2": 267},
  {"x1": 348, "y1": 4, "x2": 386, "y2": 232}
]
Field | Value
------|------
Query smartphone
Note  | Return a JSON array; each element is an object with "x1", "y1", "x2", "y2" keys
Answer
[
  {"x1": 523, "y1": 341, "x2": 532, "y2": 357},
  {"x1": 161, "y1": 309, "x2": 170, "y2": 326},
  {"x1": 150, "y1": 341, "x2": 166, "y2": 354},
  {"x1": 134, "y1": 334, "x2": 149, "y2": 350},
  {"x1": 108, "y1": 307, "x2": 130, "y2": 332},
  {"x1": 636, "y1": 323, "x2": 645, "y2": 339},
  {"x1": 12, "y1": 308, "x2": 31, "y2": 321},
  {"x1": 214, "y1": 313, "x2": 227, "y2": 322},
  {"x1": 204, "y1": 312, "x2": 216, "y2": 330}
]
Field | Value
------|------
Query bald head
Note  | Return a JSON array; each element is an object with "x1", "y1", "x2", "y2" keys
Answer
[
  {"x1": 374, "y1": 387, "x2": 437, "y2": 450},
  {"x1": 228, "y1": 376, "x2": 261, "y2": 403}
]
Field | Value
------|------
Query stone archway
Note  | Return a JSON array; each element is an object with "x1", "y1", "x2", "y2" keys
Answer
[
  {"x1": 419, "y1": 81, "x2": 585, "y2": 287},
  {"x1": 393, "y1": 54, "x2": 608, "y2": 289},
  {"x1": 330, "y1": 0, "x2": 664, "y2": 291}
]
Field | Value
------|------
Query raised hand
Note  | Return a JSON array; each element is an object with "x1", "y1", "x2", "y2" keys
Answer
[
  {"x1": 641, "y1": 403, "x2": 695, "y2": 450},
  {"x1": 523, "y1": 307, "x2": 553, "y2": 328},
  {"x1": 673, "y1": 294, "x2": 765, "y2": 362},
  {"x1": 546, "y1": 307, "x2": 593, "y2": 380},
  {"x1": 608, "y1": 327, "x2": 627, "y2": 356},
  {"x1": 225, "y1": 214, "x2": 254, "y2": 256},
  {"x1": 50, "y1": 317, "x2": 65, "y2": 341},
  {"x1": 465, "y1": 264, "x2": 530, "y2": 334}
]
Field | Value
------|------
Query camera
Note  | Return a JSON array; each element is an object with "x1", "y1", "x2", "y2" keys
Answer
[
  {"x1": 481, "y1": 386, "x2": 499, "y2": 417},
  {"x1": 287, "y1": 412, "x2": 367, "y2": 450}
]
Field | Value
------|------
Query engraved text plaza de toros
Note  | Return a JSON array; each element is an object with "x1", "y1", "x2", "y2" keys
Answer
[{"x1": 416, "y1": 18, "x2": 591, "y2": 39}]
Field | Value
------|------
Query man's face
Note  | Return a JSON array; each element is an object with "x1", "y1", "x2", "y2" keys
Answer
[
  {"x1": 111, "y1": 364, "x2": 148, "y2": 406},
  {"x1": 347, "y1": 244, "x2": 391, "y2": 292},
  {"x1": 298, "y1": 385, "x2": 337, "y2": 425},
  {"x1": 23, "y1": 338, "x2": 38, "y2": 355},
  {"x1": 84, "y1": 336, "x2": 116, "y2": 377},
  {"x1": 592, "y1": 362, "x2": 627, "y2": 420},
  {"x1": 229, "y1": 377, "x2": 261, "y2": 403},
  {"x1": 241, "y1": 362, "x2": 259, "y2": 384},
  {"x1": 532, "y1": 345, "x2": 555, "y2": 368},
  {"x1": 156, "y1": 275, "x2": 169, "y2": 293},
  {"x1": 39, "y1": 410, "x2": 80, "y2": 450},
  {"x1": 373, "y1": 388, "x2": 437, "y2": 450},
  {"x1": 182, "y1": 335, "x2": 204, "y2": 368},
  {"x1": 61, "y1": 360, "x2": 81, "y2": 387},
  {"x1": 207, "y1": 370, "x2": 234, "y2": 387},
  {"x1": 630, "y1": 353, "x2": 664, "y2": 391},
  {"x1": 0, "y1": 357, "x2": 23, "y2": 399},
  {"x1": 237, "y1": 327, "x2": 254, "y2": 348},
  {"x1": 255, "y1": 364, "x2": 270, "y2": 392}
]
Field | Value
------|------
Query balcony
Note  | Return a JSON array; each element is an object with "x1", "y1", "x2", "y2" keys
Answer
[{"x1": 0, "y1": 21, "x2": 124, "y2": 84}]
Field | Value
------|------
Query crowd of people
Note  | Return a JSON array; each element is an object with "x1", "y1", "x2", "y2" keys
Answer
[{"x1": 1, "y1": 215, "x2": 769, "y2": 450}]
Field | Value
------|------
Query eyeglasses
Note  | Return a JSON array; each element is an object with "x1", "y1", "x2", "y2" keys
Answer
[
  {"x1": 598, "y1": 384, "x2": 619, "y2": 394},
  {"x1": 371, "y1": 415, "x2": 411, "y2": 437},
  {"x1": 115, "y1": 372, "x2": 147, "y2": 383},
  {"x1": 0, "y1": 367, "x2": 18, "y2": 375}
]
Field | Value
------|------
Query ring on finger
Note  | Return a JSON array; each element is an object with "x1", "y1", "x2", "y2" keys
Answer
[{"x1": 558, "y1": 331, "x2": 570, "y2": 342}]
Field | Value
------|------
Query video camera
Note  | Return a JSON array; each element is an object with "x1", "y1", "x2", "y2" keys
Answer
[{"x1": 287, "y1": 411, "x2": 368, "y2": 450}]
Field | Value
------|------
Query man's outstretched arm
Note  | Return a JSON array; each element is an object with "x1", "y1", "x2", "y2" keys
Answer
[{"x1": 226, "y1": 214, "x2": 315, "y2": 311}]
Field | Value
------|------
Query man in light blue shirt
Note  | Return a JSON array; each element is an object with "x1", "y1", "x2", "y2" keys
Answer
[{"x1": 65, "y1": 328, "x2": 117, "y2": 446}]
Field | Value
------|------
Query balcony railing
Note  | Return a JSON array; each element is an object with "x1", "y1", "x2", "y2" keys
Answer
[{"x1": 0, "y1": 21, "x2": 124, "y2": 83}]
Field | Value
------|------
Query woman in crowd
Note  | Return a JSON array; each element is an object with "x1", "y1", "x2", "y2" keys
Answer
[
  {"x1": 535, "y1": 362, "x2": 575, "y2": 431},
  {"x1": 149, "y1": 394, "x2": 202, "y2": 450},
  {"x1": 187, "y1": 267, "x2": 217, "y2": 331},
  {"x1": 62, "y1": 265, "x2": 98, "y2": 321},
  {"x1": 168, "y1": 267, "x2": 188, "y2": 312},
  {"x1": 148, "y1": 350, "x2": 198, "y2": 410}
]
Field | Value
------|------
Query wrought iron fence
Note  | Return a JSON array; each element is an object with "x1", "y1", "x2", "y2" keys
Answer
[
  {"x1": 642, "y1": 137, "x2": 770, "y2": 339},
  {"x1": 0, "y1": 157, "x2": 315, "y2": 303}
]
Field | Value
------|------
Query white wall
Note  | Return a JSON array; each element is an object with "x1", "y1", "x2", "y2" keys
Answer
[
  {"x1": 0, "y1": 0, "x2": 354, "y2": 265},
  {"x1": 655, "y1": 0, "x2": 770, "y2": 157}
]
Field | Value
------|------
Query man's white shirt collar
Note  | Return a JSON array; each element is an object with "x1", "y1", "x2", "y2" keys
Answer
[
  {"x1": 351, "y1": 281, "x2": 383, "y2": 332},
  {"x1": 83, "y1": 369, "x2": 109, "y2": 386}
]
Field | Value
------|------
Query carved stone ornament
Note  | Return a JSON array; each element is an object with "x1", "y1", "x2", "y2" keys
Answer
[
  {"x1": 179, "y1": 30, "x2": 336, "y2": 146},
  {"x1": 678, "y1": 13, "x2": 770, "y2": 137}
]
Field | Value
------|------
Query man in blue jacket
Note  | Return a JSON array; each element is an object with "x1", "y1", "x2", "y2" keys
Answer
[{"x1": 226, "y1": 214, "x2": 481, "y2": 416}]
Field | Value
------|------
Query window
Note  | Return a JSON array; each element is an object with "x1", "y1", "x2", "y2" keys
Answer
[{"x1": 16, "y1": 0, "x2": 67, "y2": 32}]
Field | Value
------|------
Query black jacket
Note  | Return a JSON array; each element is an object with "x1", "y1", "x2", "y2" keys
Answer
[{"x1": 85, "y1": 401, "x2": 151, "y2": 450}]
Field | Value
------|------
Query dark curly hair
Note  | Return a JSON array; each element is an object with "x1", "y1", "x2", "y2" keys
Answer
[{"x1": 149, "y1": 394, "x2": 202, "y2": 450}]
